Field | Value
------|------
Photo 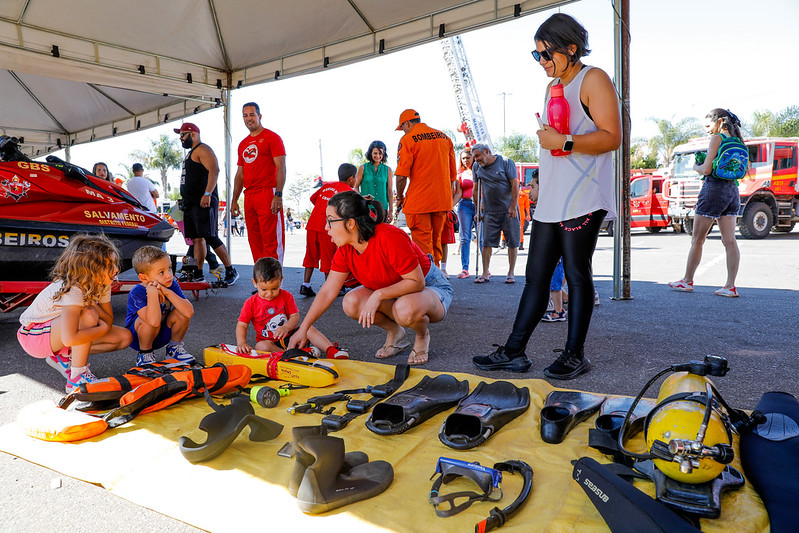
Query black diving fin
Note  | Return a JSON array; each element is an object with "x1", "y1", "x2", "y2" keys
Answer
[
  {"x1": 595, "y1": 396, "x2": 656, "y2": 440},
  {"x1": 288, "y1": 425, "x2": 368, "y2": 497},
  {"x1": 295, "y1": 433, "x2": 393, "y2": 514},
  {"x1": 366, "y1": 374, "x2": 469, "y2": 435},
  {"x1": 590, "y1": 396, "x2": 657, "y2": 464},
  {"x1": 540, "y1": 390, "x2": 605, "y2": 444},
  {"x1": 178, "y1": 392, "x2": 283, "y2": 463},
  {"x1": 439, "y1": 381, "x2": 530, "y2": 449}
]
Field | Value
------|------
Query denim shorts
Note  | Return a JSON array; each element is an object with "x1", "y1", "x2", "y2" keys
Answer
[
  {"x1": 695, "y1": 177, "x2": 740, "y2": 218},
  {"x1": 424, "y1": 261, "x2": 453, "y2": 316},
  {"x1": 550, "y1": 259, "x2": 565, "y2": 291}
]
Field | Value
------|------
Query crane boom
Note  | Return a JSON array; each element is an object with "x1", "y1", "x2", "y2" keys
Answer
[{"x1": 441, "y1": 36, "x2": 493, "y2": 151}]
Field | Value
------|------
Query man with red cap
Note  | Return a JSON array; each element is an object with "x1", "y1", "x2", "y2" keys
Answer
[
  {"x1": 175, "y1": 122, "x2": 239, "y2": 285},
  {"x1": 231, "y1": 102, "x2": 287, "y2": 263},
  {"x1": 394, "y1": 109, "x2": 457, "y2": 266}
]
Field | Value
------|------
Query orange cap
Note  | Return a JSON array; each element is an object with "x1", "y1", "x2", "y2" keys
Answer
[{"x1": 395, "y1": 109, "x2": 420, "y2": 130}]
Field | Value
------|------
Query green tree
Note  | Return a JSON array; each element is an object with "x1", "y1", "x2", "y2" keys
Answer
[
  {"x1": 748, "y1": 110, "x2": 776, "y2": 137},
  {"x1": 773, "y1": 106, "x2": 799, "y2": 137},
  {"x1": 494, "y1": 133, "x2": 538, "y2": 162},
  {"x1": 647, "y1": 116, "x2": 702, "y2": 165},
  {"x1": 442, "y1": 129, "x2": 465, "y2": 153},
  {"x1": 285, "y1": 174, "x2": 315, "y2": 212},
  {"x1": 630, "y1": 140, "x2": 658, "y2": 169},
  {"x1": 130, "y1": 134, "x2": 183, "y2": 197},
  {"x1": 116, "y1": 163, "x2": 134, "y2": 181},
  {"x1": 348, "y1": 148, "x2": 366, "y2": 166}
]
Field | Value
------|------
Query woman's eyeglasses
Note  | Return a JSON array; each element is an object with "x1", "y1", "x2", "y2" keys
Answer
[
  {"x1": 326, "y1": 217, "x2": 346, "y2": 228},
  {"x1": 531, "y1": 48, "x2": 554, "y2": 62}
]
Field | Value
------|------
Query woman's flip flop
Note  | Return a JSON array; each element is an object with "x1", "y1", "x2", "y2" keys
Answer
[
  {"x1": 474, "y1": 276, "x2": 490, "y2": 284},
  {"x1": 376, "y1": 338, "x2": 411, "y2": 359},
  {"x1": 407, "y1": 349, "x2": 429, "y2": 365}
]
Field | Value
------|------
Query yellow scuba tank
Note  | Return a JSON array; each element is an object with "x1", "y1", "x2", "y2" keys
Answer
[{"x1": 644, "y1": 372, "x2": 732, "y2": 484}]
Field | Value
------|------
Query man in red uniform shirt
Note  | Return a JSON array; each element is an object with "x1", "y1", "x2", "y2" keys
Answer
[
  {"x1": 231, "y1": 102, "x2": 287, "y2": 263},
  {"x1": 394, "y1": 109, "x2": 457, "y2": 266},
  {"x1": 299, "y1": 163, "x2": 357, "y2": 297}
]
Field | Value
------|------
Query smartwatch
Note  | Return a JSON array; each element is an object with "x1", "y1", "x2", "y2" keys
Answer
[
  {"x1": 274, "y1": 191, "x2": 283, "y2": 198},
  {"x1": 562, "y1": 135, "x2": 574, "y2": 152}
]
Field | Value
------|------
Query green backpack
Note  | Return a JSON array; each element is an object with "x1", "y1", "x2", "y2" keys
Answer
[{"x1": 711, "y1": 134, "x2": 749, "y2": 180}]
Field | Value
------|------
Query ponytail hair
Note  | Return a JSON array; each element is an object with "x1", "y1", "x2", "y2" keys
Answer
[
  {"x1": 707, "y1": 108, "x2": 744, "y2": 143},
  {"x1": 328, "y1": 190, "x2": 386, "y2": 242}
]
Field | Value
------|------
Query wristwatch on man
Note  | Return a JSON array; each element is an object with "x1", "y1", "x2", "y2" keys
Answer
[
  {"x1": 562, "y1": 135, "x2": 574, "y2": 152},
  {"x1": 274, "y1": 191, "x2": 283, "y2": 198},
  {"x1": 203, "y1": 192, "x2": 212, "y2": 197}
]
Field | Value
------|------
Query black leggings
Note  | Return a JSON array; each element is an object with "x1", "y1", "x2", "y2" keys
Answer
[{"x1": 505, "y1": 210, "x2": 606, "y2": 354}]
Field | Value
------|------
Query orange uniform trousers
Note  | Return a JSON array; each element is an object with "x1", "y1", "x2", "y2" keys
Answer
[{"x1": 406, "y1": 211, "x2": 448, "y2": 266}]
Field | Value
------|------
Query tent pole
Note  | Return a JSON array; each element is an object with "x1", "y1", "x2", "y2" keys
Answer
[
  {"x1": 612, "y1": 0, "x2": 632, "y2": 300},
  {"x1": 223, "y1": 77, "x2": 233, "y2": 258}
]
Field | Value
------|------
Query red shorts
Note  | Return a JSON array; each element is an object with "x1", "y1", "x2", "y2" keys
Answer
[
  {"x1": 303, "y1": 229, "x2": 338, "y2": 273},
  {"x1": 17, "y1": 321, "x2": 71, "y2": 359}
]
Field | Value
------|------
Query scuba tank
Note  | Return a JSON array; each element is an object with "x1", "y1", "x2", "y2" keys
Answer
[
  {"x1": 617, "y1": 355, "x2": 762, "y2": 485},
  {"x1": 644, "y1": 372, "x2": 733, "y2": 484}
]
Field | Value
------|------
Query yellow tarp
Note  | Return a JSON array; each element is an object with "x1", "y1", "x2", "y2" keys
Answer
[{"x1": 0, "y1": 361, "x2": 768, "y2": 532}]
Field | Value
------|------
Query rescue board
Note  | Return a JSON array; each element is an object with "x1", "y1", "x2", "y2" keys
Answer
[{"x1": 203, "y1": 344, "x2": 339, "y2": 388}]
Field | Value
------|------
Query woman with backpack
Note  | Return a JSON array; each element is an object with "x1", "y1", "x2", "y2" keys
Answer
[{"x1": 669, "y1": 108, "x2": 744, "y2": 297}]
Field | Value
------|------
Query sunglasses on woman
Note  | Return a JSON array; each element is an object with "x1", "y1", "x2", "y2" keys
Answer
[{"x1": 531, "y1": 48, "x2": 554, "y2": 62}]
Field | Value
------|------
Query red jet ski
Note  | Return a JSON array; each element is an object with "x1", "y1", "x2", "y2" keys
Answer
[{"x1": 0, "y1": 136, "x2": 174, "y2": 281}]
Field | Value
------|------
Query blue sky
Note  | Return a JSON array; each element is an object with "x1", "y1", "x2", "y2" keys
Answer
[{"x1": 56, "y1": 0, "x2": 799, "y2": 191}]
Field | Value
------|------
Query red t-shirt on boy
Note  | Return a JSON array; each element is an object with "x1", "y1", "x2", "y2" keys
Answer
[
  {"x1": 237, "y1": 289, "x2": 298, "y2": 343},
  {"x1": 306, "y1": 182, "x2": 354, "y2": 232}
]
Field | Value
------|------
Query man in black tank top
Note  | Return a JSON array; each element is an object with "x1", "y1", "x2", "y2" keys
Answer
[{"x1": 175, "y1": 123, "x2": 239, "y2": 285}]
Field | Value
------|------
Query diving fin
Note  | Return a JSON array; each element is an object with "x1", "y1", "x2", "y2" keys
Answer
[
  {"x1": 590, "y1": 396, "x2": 657, "y2": 463},
  {"x1": 573, "y1": 457, "x2": 701, "y2": 533},
  {"x1": 439, "y1": 381, "x2": 530, "y2": 449},
  {"x1": 740, "y1": 391, "x2": 799, "y2": 533},
  {"x1": 540, "y1": 390, "x2": 605, "y2": 444},
  {"x1": 295, "y1": 434, "x2": 393, "y2": 514},
  {"x1": 366, "y1": 374, "x2": 470, "y2": 435},
  {"x1": 178, "y1": 394, "x2": 283, "y2": 464},
  {"x1": 288, "y1": 425, "x2": 368, "y2": 497}
]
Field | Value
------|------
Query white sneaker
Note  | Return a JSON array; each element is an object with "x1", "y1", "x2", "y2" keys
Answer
[
  {"x1": 65, "y1": 366, "x2": 98, "y2": 393},
  {"x1": 714, "y1": 286, "x2": 739, "y2": 298},
  {"x1": 165, "y1": 342, "x2": 196, "y2": 364},
  {"x1": 46, "y1": 354, "x2": 71, "y2": 380}
]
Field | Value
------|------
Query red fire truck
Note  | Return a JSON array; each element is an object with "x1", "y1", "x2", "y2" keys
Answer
[{"x1": 666, "y1": 137, "x2": 799, "y2": 238}]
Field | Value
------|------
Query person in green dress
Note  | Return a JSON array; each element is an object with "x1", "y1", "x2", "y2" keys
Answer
[{"x1": 355, "y1": 140, "x2": 394, "y2": 222}]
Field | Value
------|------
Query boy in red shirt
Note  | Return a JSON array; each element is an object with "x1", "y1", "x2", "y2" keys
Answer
[
  {"x1": 236, "y1": 257, "x2": 347, "y2": 358},
  {"x1": 299, "y1": 163, "x2": 357, "y2": 296}
]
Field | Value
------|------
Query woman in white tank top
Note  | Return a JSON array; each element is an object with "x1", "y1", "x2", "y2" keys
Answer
[{"x1": 473, "y1": 13, "x2": 621, "y2": 380}]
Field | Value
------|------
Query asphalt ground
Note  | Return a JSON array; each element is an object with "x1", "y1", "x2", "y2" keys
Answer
[{"x1": 2, "y1": 224, "x2": 798, "y2": 531}]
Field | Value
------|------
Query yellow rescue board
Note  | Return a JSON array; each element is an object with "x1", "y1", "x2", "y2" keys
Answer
[{"x1": 203, "y1": 344, "x2": 339, "y2": 388}]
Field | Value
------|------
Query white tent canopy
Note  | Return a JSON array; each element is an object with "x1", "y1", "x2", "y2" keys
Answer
[{"x1": 0, "y1": 0, "x2": 573, "y2": 156}]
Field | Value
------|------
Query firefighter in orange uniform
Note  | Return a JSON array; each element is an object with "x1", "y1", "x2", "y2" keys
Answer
[{"x1": 394, "y1": 109, "x2": 457, "y2": 266}]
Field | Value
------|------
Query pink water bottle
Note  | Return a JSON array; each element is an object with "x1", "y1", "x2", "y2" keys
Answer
[{"x1": 547, "y1": 83, "x2": 571, "y2": 157}]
